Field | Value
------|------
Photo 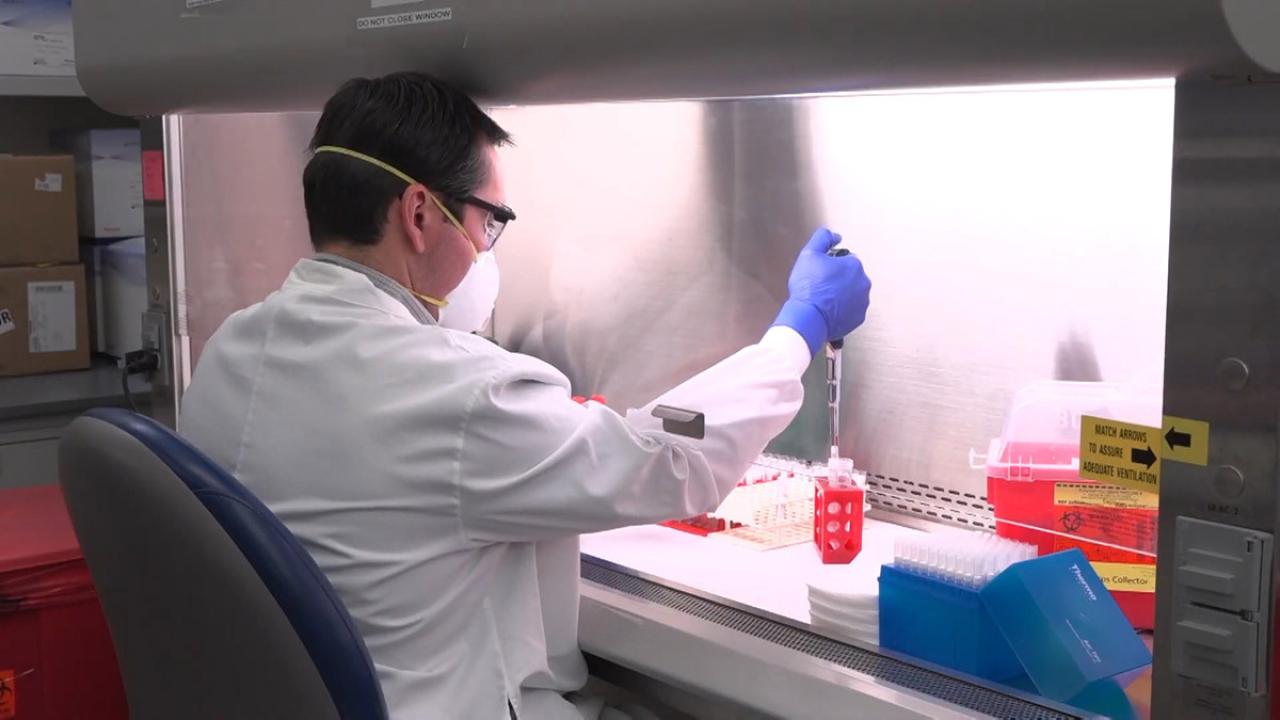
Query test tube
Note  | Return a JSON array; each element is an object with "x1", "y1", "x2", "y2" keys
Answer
[{"x1": 827, "y1": 456, "x2": 855, "y2": 487}]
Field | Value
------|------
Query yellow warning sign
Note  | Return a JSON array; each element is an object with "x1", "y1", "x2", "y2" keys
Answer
[
  {"x1": 1079, "y1": 416, "x2": 1161, "y2": 494},
  {"x1": 1092, "y1": 562, "x2": 1157, "y2": 594},
  {"x1": 1162, "y1": 415, "x2": 1210, "y2": 467}
]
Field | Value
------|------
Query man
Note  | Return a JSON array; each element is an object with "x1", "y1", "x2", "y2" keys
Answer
[{"x1": 181, "y1": 72, "x2": 871, "y2": 719}]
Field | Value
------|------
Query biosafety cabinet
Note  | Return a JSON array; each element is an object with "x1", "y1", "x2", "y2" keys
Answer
[{"x1": 73, "y1": 1, "x2": 1280, "y2": 718}]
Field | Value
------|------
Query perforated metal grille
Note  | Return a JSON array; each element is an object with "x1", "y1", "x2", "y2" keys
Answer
[
  {"x1": 867, "y1": 473, "x2": 997, "y2": 531},
  {"x1": 581, "y1": 559, "x2": 1078, "y2": 720}
]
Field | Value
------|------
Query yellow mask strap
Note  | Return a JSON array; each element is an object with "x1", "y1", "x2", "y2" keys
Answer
[
  {"x1": 312, "y1": 145, "x2": 475, "y2": 249},
  {"x1": 410, "y1": 289, "x2": 449, "y2": 308}
]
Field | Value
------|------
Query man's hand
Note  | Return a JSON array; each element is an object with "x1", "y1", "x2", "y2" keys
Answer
[{"x1": 772, "y1": 228, "x2": 872, "y2": 356}]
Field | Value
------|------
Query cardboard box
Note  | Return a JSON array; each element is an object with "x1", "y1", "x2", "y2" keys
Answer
[
  {"x1": 0, "y1": 155, "x2": 78, "y2": 267},
  {"x1": 79, "y1": 245, "x2": 100, "y2": 353},
  {"x1": 54, "y1": 129, "x2": 144, "y2": 238},
  {"x1": 87, "y1": 237, "x2": 147, "y2": 357},
  {"x1": 0, "y1": 264, "x2": 89, "y2": 377},
  {"x1": 0, "y1": 1, "x2": 75, "y2": 77}
]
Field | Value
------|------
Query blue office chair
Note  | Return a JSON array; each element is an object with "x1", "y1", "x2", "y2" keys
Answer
[{"x1": 58, "y1": 407, "x2": 389, "y2": 720}]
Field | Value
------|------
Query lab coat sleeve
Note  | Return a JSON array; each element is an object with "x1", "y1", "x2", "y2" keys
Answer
[{"x1": 455, "y1": 326, "x2": 812, "y2": 543}]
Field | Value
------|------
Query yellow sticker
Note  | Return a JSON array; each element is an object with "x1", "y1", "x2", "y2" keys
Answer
[
  {"x1": 1162, "y1": 415, "x2": 1210, "y2": 467},
  {"x1": 1092, "y1": 562, "x2": 1157, "y2": 593},
  {"x1": 1079, "y1": 416, "x2": 1161, "y2": 494},
  {"x1": 1054, "y1": 483, "x2": 1159, "y2": 511}
]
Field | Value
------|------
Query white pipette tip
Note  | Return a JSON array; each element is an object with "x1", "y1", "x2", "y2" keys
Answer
[{"x1": 893, "y1": 531, "x2": 1037, "y2": 589}]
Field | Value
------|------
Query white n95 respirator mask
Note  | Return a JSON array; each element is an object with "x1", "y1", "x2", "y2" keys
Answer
[{"x1": 438, "y1": 251, "x2": 500, "y2": 333}]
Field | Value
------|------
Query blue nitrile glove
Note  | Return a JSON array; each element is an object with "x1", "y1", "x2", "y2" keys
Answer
[{"x1": 772, "y1": 228, "x2": 872, "y2": 356}]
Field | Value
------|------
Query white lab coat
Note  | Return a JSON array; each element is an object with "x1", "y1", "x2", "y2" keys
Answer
[{"x1": 180, "y1": 259, "x2": 810, "y2": 719}]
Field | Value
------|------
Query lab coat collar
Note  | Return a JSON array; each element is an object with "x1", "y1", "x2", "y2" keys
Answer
[{"x1": 312, "y1": 253, "x2": 436, "y2": 326}]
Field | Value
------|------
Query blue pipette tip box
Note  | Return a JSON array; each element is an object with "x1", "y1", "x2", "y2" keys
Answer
[
  {"x1": 879, "y1": 548, "x2": 1151, "y2": 701},
  {"x1": 980, "y1": 548, "x2": 1152, "y2": 700},
  {"x1": 878, "y1": 565, "x2": 1024, "y2": 682}
]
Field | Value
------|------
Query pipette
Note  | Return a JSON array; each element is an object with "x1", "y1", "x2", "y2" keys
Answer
[
  {"x1": 826, "y1": 340, "x2": 843, "y2": 469},
  {"x1": 827, "y1": 247, "x2": 851, "y2": 484}
]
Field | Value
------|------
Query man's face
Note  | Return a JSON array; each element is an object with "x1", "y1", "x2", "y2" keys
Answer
[
  {"x1": 458, "y1": 145, "x2": 506, "y2": 255},
  {"x1": 404, "y1": 144, "x2": 507, "y2": 307}
]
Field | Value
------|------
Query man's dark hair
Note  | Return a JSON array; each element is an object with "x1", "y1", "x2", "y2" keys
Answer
[{"x1": 303, "y1": 72, "x2": 511, "y2": 248}]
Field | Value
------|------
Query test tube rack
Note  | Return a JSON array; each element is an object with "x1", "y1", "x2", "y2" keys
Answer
[{"x1": 662, "y1": 454, "x2": 826, "y2": 550}]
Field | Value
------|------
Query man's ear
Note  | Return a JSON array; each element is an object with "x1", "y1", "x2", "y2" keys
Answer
[{"x1": 399, "y1": 185, "x2": 431, "y2": 253}]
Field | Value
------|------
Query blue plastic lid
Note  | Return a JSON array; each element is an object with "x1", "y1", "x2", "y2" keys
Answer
[{"x1": 979, "y1": 548, "x2": 1152, "y2": 701}]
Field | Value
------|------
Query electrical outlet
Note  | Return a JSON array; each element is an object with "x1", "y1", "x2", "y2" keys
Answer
[{"x1": 141, "y1": 310, "x2": 169, "y2": 388}]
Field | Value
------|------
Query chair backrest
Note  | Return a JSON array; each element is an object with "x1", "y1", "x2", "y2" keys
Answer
[{"x1": 58, "y1": 407, "x2": 388, "y2": 720}]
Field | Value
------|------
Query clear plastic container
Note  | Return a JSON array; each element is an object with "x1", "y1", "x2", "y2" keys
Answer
[{"x1": 978, "y1": 381, "x2": 1161, "y2": 629}]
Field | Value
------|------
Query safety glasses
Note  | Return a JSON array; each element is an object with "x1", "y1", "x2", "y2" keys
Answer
[{"x1": 457, "y1": 195, "x2": 516, "y2": 250}]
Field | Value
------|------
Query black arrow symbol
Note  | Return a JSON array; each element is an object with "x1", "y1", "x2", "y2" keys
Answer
[
  {"x1": 1131, "y1": 446, "x2": 1157, "y2": 469},
  {"x1": 1165, "y1": 427, "x2": 1192, "y2": 451}
]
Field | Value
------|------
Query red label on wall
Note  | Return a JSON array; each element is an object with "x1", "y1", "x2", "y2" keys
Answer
[
  {"x1": 0, "y1": 669, "x2": 15, "y2": 719},
  {"x1": 142, "y1": 150, "x2": 166, "y2": 202}
]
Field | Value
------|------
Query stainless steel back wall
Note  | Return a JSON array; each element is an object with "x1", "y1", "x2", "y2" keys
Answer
[
  {"x1": 170, "y1": 83, "x2": 1173, "y2": 502},
  {"x1": 491, "y1": 83, "x2": 1173, "y2": 501}
]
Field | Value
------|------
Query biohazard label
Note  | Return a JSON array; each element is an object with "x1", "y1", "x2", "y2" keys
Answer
[
  {"x1": 1054, "y1": 483, "x2": 1158, "y2": 511},
  {"x1": 1051, "y1": 500, "x2": 1158, "y2": 556},
  {"x1": 1092, "y1": 562, "x2": 1156, "y2": 594},
  {"x1": 0, "y1": 669, "x2": 14, "y2": 719}
]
